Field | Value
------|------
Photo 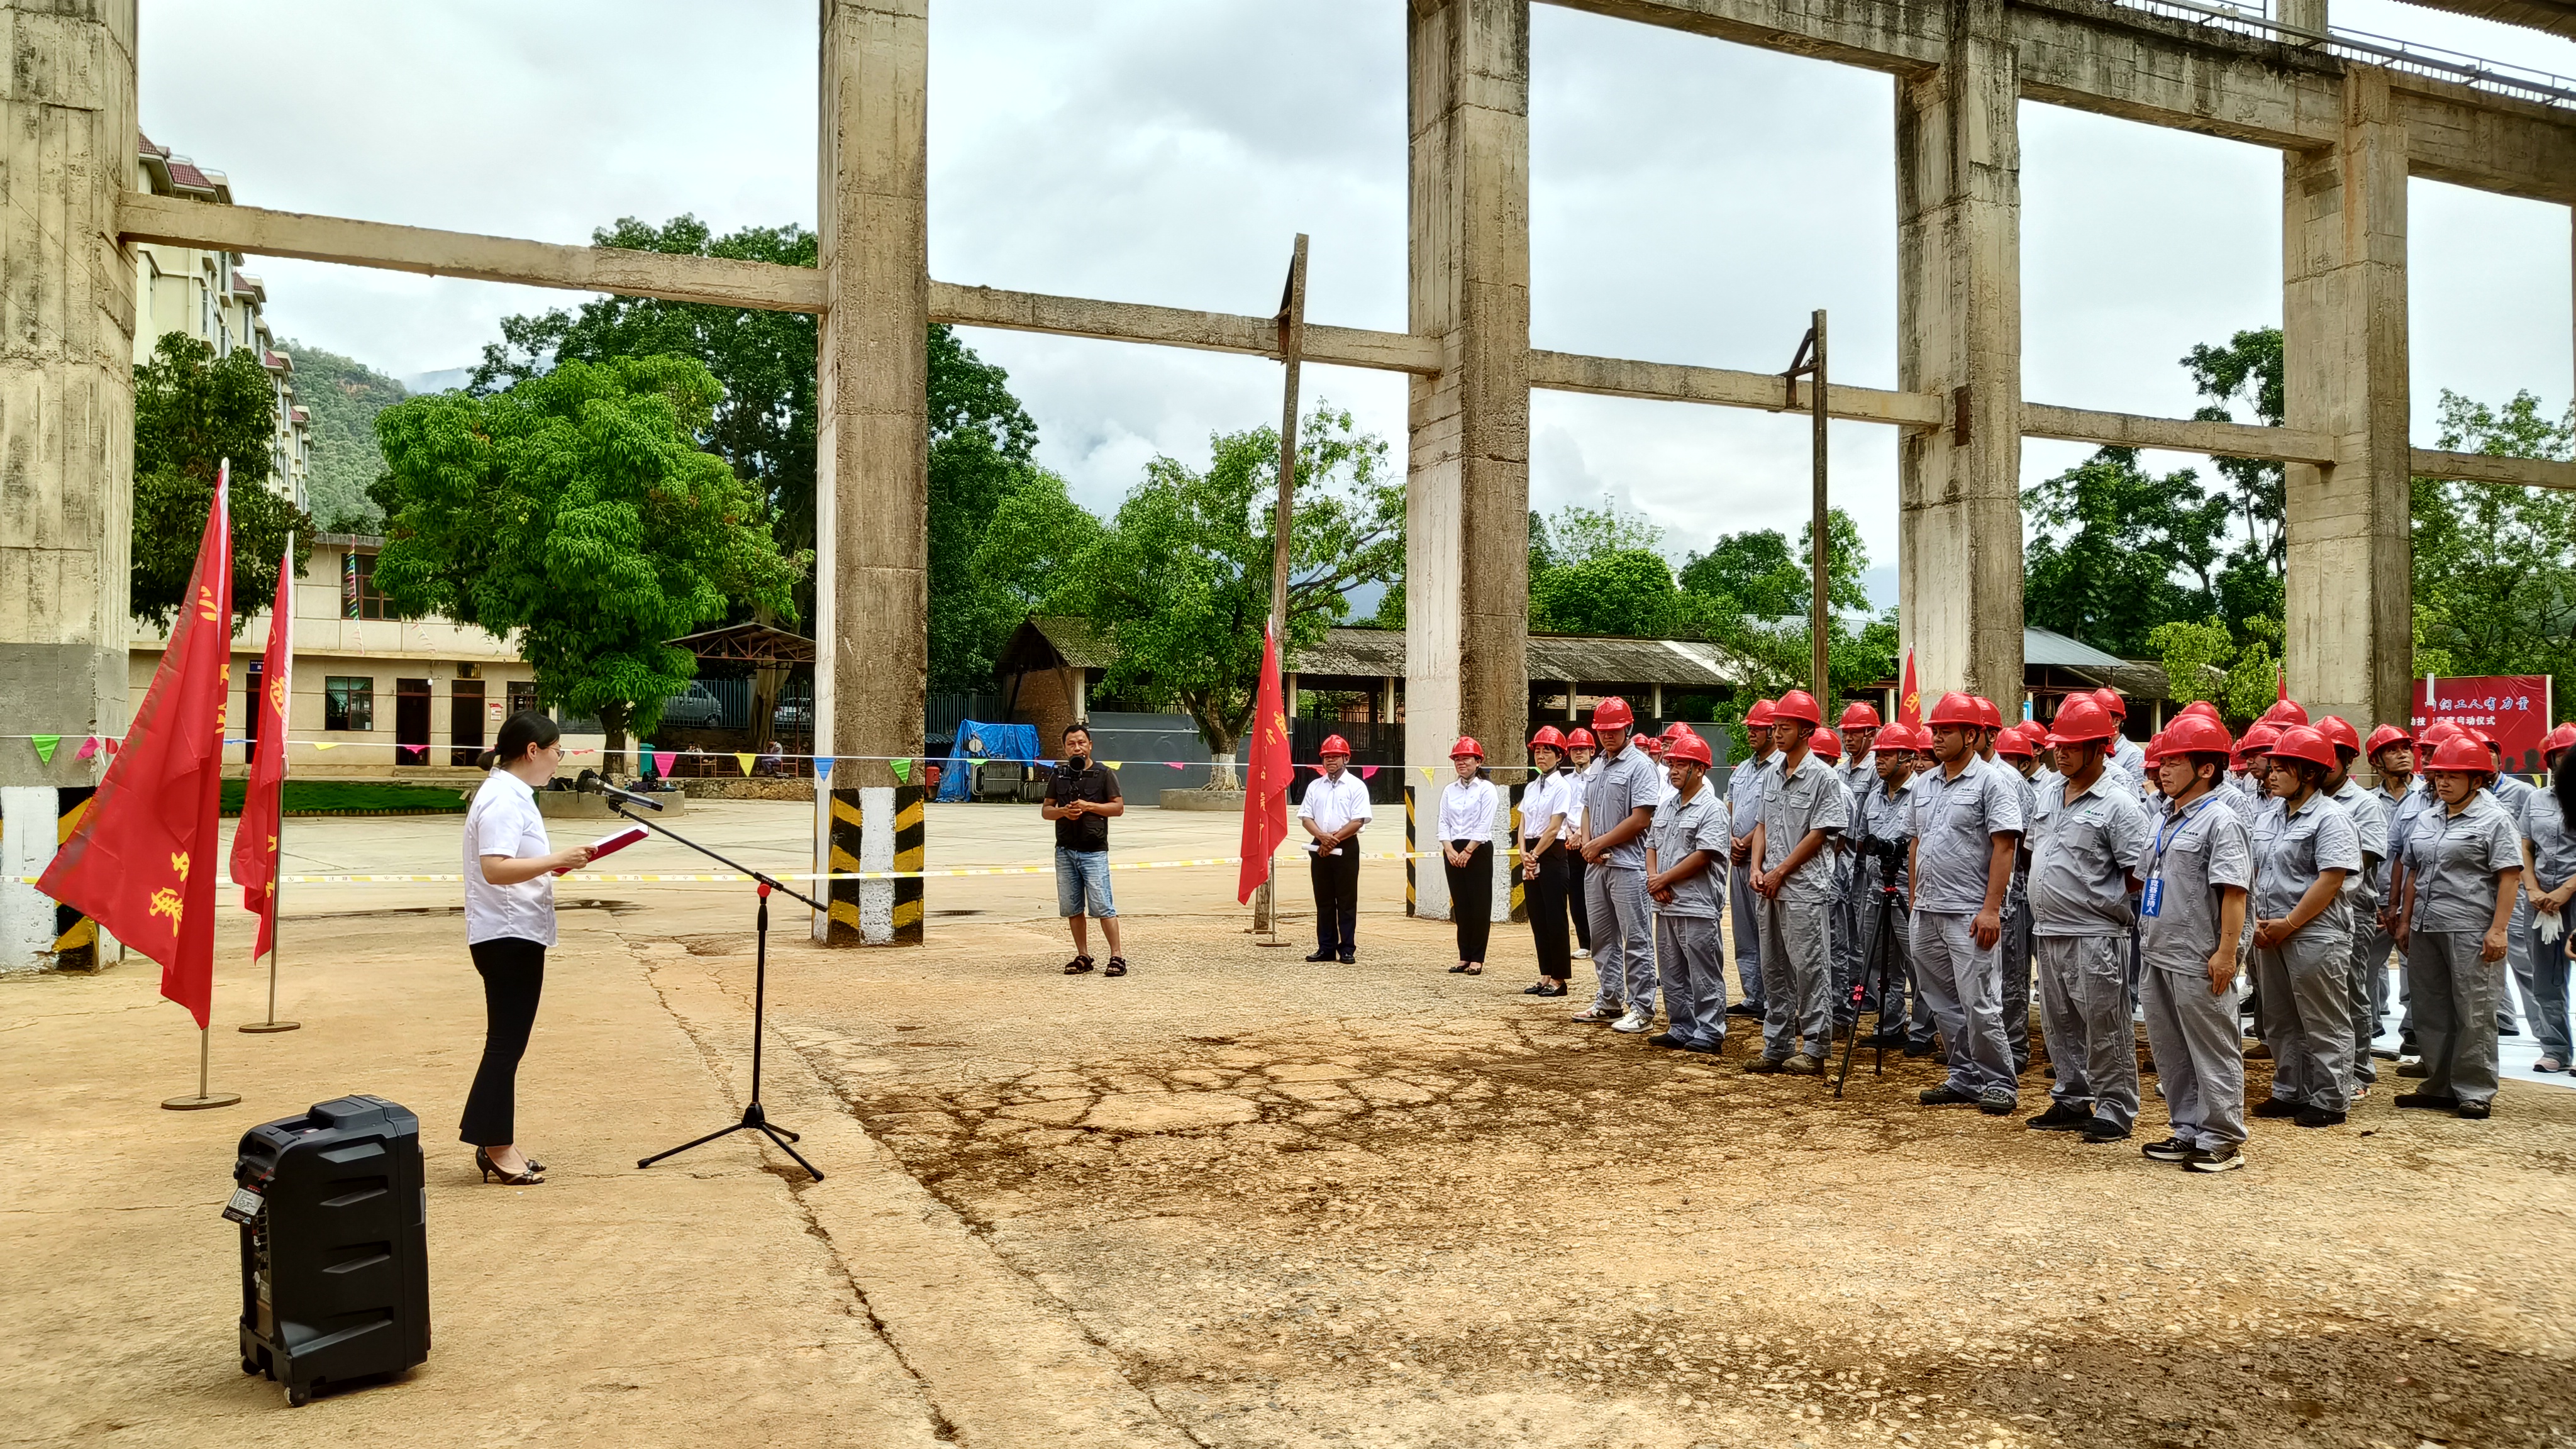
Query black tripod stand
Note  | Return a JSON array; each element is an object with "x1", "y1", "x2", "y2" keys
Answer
[
  {"x1": 597, "y1": 784, "x2": 828, "y2": 1182},
  {"x1": 1833, "y1": 872, "x2": 1911, "y2": 1098}
]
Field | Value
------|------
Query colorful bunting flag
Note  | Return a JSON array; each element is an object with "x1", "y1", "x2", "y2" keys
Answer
[
  {"x1": 1359, "y1": 764, "x2": 1378, "y2": 779},
  {"x1": 312, "y1": 741, "x2": 336, "y2": 750},
  {"x1": 32, "y1": 735, "x2": 60, "y2": 764},
  {"x1": 652, "y1": 750, "x2": 676, "y2": 778},
  {"x1": 813, "y1": 755, "x2": 833, "y2": 779},
  {"x1": 735, "y1": 752, "x2": 754, "y2": 776},
  {"x1": 891, "y1": 757, "x2": 911, "y2": 784},
  {"x1": 1104, "y1": 761, "x2": 1121, "y2": 770},
  {"x1": 77, "y1": 735, "x2": 99, "y2": 761}
]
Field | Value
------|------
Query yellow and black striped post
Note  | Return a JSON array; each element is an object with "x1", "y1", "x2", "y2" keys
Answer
[
  {"x1": 51, "y1": 787, "x2": 100, "y2": 969},
  {"x1": 825, "y1": 789, "x2": 866, "y2": 944},
  {"x1": 891, "y1": 785, "x2": 924, "y2": 944},
  {"x1": 1507, "y1": 788, "x2": 1527, "y2": 924},
  {"x1": 1402, "y1": 786, "x2": 1417, "y2": 917}
]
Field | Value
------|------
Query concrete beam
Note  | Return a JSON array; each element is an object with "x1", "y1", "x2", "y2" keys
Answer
[
  {"x1": 116, "y1": 192, "x2": 829, "y2": 312},
  {"x1": 2397, "y1": 79, "x2": 2576, "y2": 206},
  {"x1": 2021, "y1": 402, "x2": 2338, "y2": 463},
  {"x1": 2012, "y1": 0, "x2": 2345, "y2": 151},
  {"x1": 1528, "y1": 348, "x2": 1945, "y2": 426},
  {"x1": 1540, "y1": 0, "x2": 1941, "y2": 72},
  {"x1": 2412, "y1": 448, "x2": 2576, "y2": 491},
  {"x1": 929, "y1": 282, "x2": 1443, "y2": 374}
]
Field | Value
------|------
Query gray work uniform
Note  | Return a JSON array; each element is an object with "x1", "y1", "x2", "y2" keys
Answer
[
  {"x1": 1583, "y1": 742, "x2": 1664, "y2": 1018},
  {"x1": 2519, "y1": 785, "x2": 2575, "y2": 1063},
  {"x1": 2250, "y1": 791, "x2": 2364, "y2": 1113},
  {"x1": 1841, "y1": 772, "x2": 1916, "y2": 1035},
  {"x1": 2387, "y1": 780, "x2": 2440, "y2": 1039},
  {"x1": 2000, "y1": 765, "x2": 2040, "y2": 1070},
  {"x1": 2028, "y1": 772, "x2": 2151, "y2": 1130},
  {"x1": 1725, "y1": 752, "x2": 1774, "y2": 1014},
  {"x1": 1907, "y1": 755, "x2": 2024, "y2": 1099},
  {"x1": 1831, "y1": 751, "x2": 1877, "y2": 1023},
  {"x1": 1650, "y1": 780, "x2": 1733, "y2": 1050},
  {"x1": 2329, "y1": 776, "x2": 2390, "y2": 1089},
  {"x1": 2492, "y1": 773, "x2": 2541, "y2": 1034},
  {"x1": 2358, "y1": 779, "x2": 2409, "y2": 1047},
  {"x1": 1755, "y1": 749, "x2": 1850, "y2": 1061},
  {"x1": 2405, "y1": 792, "x2": 2523, "y2": 1106},
  {"x1": 2138, "y1": 792, "x2": 2254, "y2": 1152}
]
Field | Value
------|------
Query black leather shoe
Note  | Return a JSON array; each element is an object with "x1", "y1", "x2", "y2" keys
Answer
[
  {"x1": 2392, "y1": 1091, "x2": 2459, "y2": 1111},
  {"x1": 2251, "y1": 1097, "x2": 2303, "y2": 1119},
  {"x1": 1532, "y1": 982, "x2": 1566, "y2": 997},
  {"x1": 1918, "y1": 1085, "x2": 1977, "y2": 1106},
  {"x1": 1304, "y1": 950, "x2": 1335, "y2": 962},
  {"x1": 1337, "y1": 953, "x2": 1355, "y2": 964},
  {"x1": 1724, "y1": 1002, "x2": 1762, "y2": 1018}
]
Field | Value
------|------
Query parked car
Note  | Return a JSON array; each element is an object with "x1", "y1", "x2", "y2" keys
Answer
[
  {"x1": 772, "y1": 699, "x2": 813, "y2": 732},
  {"x1": 658, "y1": 680, "x2": 724, "y2": 730}
]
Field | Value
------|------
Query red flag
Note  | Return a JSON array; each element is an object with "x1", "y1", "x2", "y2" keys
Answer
[
  {"x1": 1897, "y1": 648, "x2": 1921, "y2": 728},
  {"x1": 230, "y1": 533, "x2": 294, "y2": 958},
  {"x1": 41, "y1": 464, "x2": 233, "y2": 1027},
  {"x1": 1237, "y1": 621, "x2": 1294, "y2": 904}
]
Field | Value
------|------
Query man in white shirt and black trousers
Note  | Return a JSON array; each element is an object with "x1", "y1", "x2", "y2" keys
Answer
[{"x1": 1298, "y1": 735, "x2": 1373, "y2": 963}]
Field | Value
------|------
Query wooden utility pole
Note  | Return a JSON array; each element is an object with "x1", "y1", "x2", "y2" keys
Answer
[
  {"x1": 1253, "y1": 235, "x2": 1307, "y2": 936},
  {"x1": 1785, "y1": 311, "x2": 1830, "y2": 699}
]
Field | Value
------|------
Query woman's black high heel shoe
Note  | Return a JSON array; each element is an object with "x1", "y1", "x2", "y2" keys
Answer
[{"x1": 475, "y1": 1146, "x2": 543, "y2": 1185}]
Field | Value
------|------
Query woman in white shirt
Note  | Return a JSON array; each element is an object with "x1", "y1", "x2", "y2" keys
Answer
[
  {"x1": 459, "y1": 712, "x2": 593, "y2": 1185},
  {"x1": 1440, "y1": 737, "x2": 1502, "y2": 975},
  {"x1": 1563, "y1": 728, "x2": 1597, "y2": 958},
  {"x1": 1519, "y1": 727, "x2": 1574, "y2": 996}
]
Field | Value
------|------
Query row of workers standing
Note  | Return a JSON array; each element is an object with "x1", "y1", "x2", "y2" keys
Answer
[{"x1": 1492, "y1": 684, "x2": 2572, "y2": 1175}]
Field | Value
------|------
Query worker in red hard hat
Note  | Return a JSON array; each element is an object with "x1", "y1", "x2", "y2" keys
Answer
[
  {"x1": 1994, "y1": 721, "x2": 2045, "y2": 1075},
  {"x1": 1906, "y1": 691, "x2": 2026, "y2": 1114},
  {"x1": 2023, "y1": 694, "x2": 2152, "y2": 1142},
  {"x1": 2394, "y1": 733, "x2": 2523, "y2": 1119},
  {"x1": 2314, "y1": 716, "x2": 2392, "y2": 1097},
  {"x1": 2473, "y1": 732, "x2": 2546, "y2": 1052},
  {"x1": 1575, "y1": 696, "x2": 1667, "y2": 1035},
  {"x1": 1438, "y1": 737, "x2": 1501, "y2": 977},
  {"x1": 1563, "y1": 726, "x2": 1600, "y2": 962},
  {"x1": 1830, "y1": 705, "x2": 1882, "y2": 1050},
  {"x1": 1843, "y1": 716, "x2": 1923, "y2": 1051},
  {"x1": 1296, "y1": 734, "x2": 1372, "y2": 963},
  {"x1": 2089, "y1": 689, "x2": 2146, "y2": 787},
  {"x1": 2365, "y1": 722, "x2": 2421, "y2": 1063},
  {"x1": 2521, "y1": 724, "x2": 2576, "y2": 1074},
  {"x1": 1518, "y1": 726, "x2": 1576, "y2": 997},
  {"x1": 2247, "y1": 727, "x2": 2366, "y2": 1128},
  {"x1": 1744, "y1": 688, "x2": 1847, "y2": 1074},
  {"x1": 2137, "y1": 712, "x2": 2256, "y2": 1172},
  {"x1": 1723, "y1": 700, "x2": 1780, "y2": 1023},
  {"x1": 1646, "y1": 730, "x2": 1732, "y2": 1053}
]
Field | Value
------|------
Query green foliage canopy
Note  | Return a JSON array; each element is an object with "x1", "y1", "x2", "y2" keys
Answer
[
  {"x1": 278, "y1": 340, "x2": 406, "y2": 532},
  {"x1": 131, "y1": 333, "x2": 311, "y2": 633},
  {"x1": 2412, "y1": 388, "x2": 2576, "y2": 711}
]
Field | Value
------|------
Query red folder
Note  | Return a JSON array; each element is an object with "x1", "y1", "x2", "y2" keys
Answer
[{"x1": 557, "y1": 824, "x2": 648, "y2": 874}]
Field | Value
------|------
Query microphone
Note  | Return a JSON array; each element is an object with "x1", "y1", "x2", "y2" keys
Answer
[{"x1": 578, "y1": 767, "x2": 665, "y2": 811}]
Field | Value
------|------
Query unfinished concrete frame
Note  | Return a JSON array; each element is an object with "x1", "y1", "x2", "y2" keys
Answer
[{"x1": 4, "y1": 0, "x2": 2572, "y2": 955}]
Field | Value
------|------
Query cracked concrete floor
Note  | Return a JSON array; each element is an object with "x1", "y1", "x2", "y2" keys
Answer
[{"x1": 5, "y1": 801, "x2": 2573, "y2": 1448}]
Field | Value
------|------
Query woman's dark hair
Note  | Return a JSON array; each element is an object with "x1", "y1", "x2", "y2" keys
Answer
[
  {"x1": 2555, "y1": 747, "x2": 2576, "y2": 824},
  {"x1": 2278, "y1": 758, "x2": 2331, "y2": 793},
  {"x1": 479, "y1": 710, "x2": 560, "y2": 772}
]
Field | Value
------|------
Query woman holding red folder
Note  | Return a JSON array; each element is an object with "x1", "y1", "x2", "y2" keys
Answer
[{"x1": 460, "y1": 711, "x2": 594, "y2": 1185}]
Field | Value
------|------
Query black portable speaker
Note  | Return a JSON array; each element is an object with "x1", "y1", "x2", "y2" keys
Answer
[{"x1": 230, "y1": 1095, "x2": 431, "y2": 1405}]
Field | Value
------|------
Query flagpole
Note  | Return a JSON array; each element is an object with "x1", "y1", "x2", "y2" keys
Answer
[
  {"x1": 241, "y1": 864, "x2": 296, "y2": 1033},
  {"x1": 243, "y1": 528, "x2": 297, "y2": 1033},
  {"x1": 1253, "y1": 235, "x2": 1307, "y2": 947},
  {"x1": 164, "y1": 1026, "x2": 242, "y2": 1110}
]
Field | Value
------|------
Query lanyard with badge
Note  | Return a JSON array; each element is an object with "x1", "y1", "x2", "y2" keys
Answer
[{"x1": 2141, "y1": 794, "x2": 2216, "y2": 918}]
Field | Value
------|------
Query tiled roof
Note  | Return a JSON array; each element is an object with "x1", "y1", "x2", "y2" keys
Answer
[
  {"x1": 262, "y1": 350, "x2": 289, "y2": 371},
  {"x1": 138, "y1": 133, "x2": 170, "y2": 159},
  {"x1": 165, "y1": 159, "x2": 214, "y2": 192}
]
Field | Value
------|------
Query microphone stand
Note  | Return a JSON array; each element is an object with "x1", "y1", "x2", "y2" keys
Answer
[{"x1": 593, "y1": 781, "x2": 828, "y2": 1181}]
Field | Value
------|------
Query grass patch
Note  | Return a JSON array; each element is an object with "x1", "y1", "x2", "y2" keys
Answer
[{"x1": 221, "y1": 780, "x2": 470, "y2": 818}]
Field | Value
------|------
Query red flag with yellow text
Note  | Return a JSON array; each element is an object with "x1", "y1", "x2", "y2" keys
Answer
[
  {"x1": 1237, "y1": 621, "x2": 1293, "y2": 903},
  {"x1": 1897, "y1": 648, "x2": 1921, "y2": 729},
  {"x1": 40, "y1": 465, "x2": 233, "y2": 1027},
  {"x1": 230, "y1": 533, "x2": 294, "y2": 958}
]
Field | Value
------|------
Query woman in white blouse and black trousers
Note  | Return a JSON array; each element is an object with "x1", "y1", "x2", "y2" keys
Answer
[
  {"x1": 1441, "y1": 736, "x2": 1500, "y2": 975},
  {"x1": 459, "y1": 712, "x2": 593, "y2": 1185}
]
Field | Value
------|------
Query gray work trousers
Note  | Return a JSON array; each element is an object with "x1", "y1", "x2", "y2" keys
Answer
[
  {"x1": 1829, "y1": 852, "x2": 1862, "y2": 1016},
  {"x1": 2036, "y1": 935, "x2": 2140, "y2": 1131},
  {"x1": 2001, "y1": 883, "x2": 2034, "y2": 1069},
  {"x1": 2526, "y1": 911, "x2": 2572, "y2": 1062},
  {"x1": 1657, "y1": 913, "x2": 1728, "y2": 1050},
  {"x1": 2255, "y1": 927, "x2": 2355, "y2": 1113},
  {"x1": 1585, "y1": 864, "x2": 1658, "y2": 1018},
  {"x1": 1728, "y1": 855, "x2": 1767, "y2": 1013},
  {"x1": 1757, "y1": 894, "x2": 1835, "y2": 1061},
  {"x1": 1910, "y1": 911, "x2": 2015, "y2": 1099},
  {"x1": 2504, "y1": 895, "x2": 2534, "y2": 1033},
  {"x1": 2141, "y1": 965, "x2": 2248, "y2": 1150},
  {"x1": 1837, "y1": 873, "x2": 1910, "y2": 1030},
  {"x1": 2348, "y1": 915, "x2": 2392, "y2": 1088},
  {"x1": 2407, "y1": 930, "x2": 2503, "y2": 1106}
]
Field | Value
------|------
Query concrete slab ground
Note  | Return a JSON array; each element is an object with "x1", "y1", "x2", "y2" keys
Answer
[{"x1": 4, "y1": 801, "x2": 2572, "y2": 1448}]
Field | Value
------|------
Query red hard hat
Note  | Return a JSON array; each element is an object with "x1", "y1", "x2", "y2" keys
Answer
[
  {"x1": 1878, "y1": 723, "x2": 1920, "y2": 752},
  {"x1": 2162, "y1": 714, "x2": 2235, "y2": 757},
  {"x1": 1996, "y1": 724, "x2": 2035, "y2": 759},
  {"x1": 2546, "y1": 721, "x2": 2576, "y2": 755},
  {"x1": 1450, "y1": 735, "x2": 1484, "y2": 760},
  {"x1": 1319, "y1": 734, "x2": 1352, "y2": 757},
  {"x1": 1772, "y1": 689, "x2": 1824, "y2": 727},
  {"x1": 1565, "y1": 727, "x2": 1596, "y2": 749},
  {"x1": 1810, "y1": 727, "x2": 1841, "y2": 762},
  {"x1": 2424, "y1": 735, "x2": 2492, "y2": 774},
  {"x1": 1665, "y1": 732, "x2": 1713, "y2": 767},
  {"x1": 2314, "y1": 715, "x2": 2362, "y2": 758},
  {"x1": 1745, "y1": 699, "x2": 1775, "y2": 729},
  {"x1": 2363, "y1": 723, "x2": 2412, "y2": 756},
  {"x1": 2418, "y1": 720, "x2": 2463, "y2": 747},
  {"x1": 2177, "y1": 700, "x2": 2222, "y2": 723},
  {"x1": 2090, "y1": 687, "x2": 2128, "y2": 719},
  {"x1": 2142, "y1": 732, "x2": 2167, "y2": 767},
  {"x1": 1972, "y1": 696, "x2": 2003, "y2": 730},
  {"x1": 1641, "y1": 735, "x2": 1666, "y2": 755},
  {"x1": 2475, "y1": 728, "x2": 2501, "y2": 754},
  {"x1": 2045, "y1": 696, "x2": 2116, "y2": 746},
  {"x1": 2265, "y1": 724, "x2": 2338, "y2": 770},
  {"x1": 2233, "y1": 722, "x2": 2279, "y2": 763},
  {"x1": 1926, "y1": 691, "x2": 1982, "y2": 728},
  {"x1": 1838, "y1": 701, "x2": 1882, "y2": 730},
  {"x1": 1592, "y1": 696, "x2": 1636, "y2": 730},
  {"x1": 2258, "y1": 698, "x2": 2309, "y2": 729},
  {"x1": 1530, "y1": 724, "x2": 1566, "y2": 750},
  {"x1": 1660, "y1": 721, "x2": 1696, "y2": 742}
]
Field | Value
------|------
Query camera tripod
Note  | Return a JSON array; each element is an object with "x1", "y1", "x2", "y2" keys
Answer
[{"x1": 1833, "y1": 871, "x2": 1911, "y2": 1097}]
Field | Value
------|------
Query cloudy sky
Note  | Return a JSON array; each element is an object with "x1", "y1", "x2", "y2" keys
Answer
[{"x1": 143, "y1": 2, "x2": 2573, "y2": 606}]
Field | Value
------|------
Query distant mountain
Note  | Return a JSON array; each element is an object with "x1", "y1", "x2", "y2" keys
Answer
[
  {"x1": 280, "y1": 341, "x2": 408, "y2": 533},
  {"x1": 400, "y1": 366, "x2": 475, "y2": 396}
]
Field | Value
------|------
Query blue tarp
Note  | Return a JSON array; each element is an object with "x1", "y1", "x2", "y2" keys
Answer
[{"x1": 935, "y1": 720, "x2": 1043, "y2": 802}]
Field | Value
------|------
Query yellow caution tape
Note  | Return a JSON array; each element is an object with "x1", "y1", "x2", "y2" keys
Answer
[{"x1": 13, "y1": 850, "x2": 1448, "y2": 887}]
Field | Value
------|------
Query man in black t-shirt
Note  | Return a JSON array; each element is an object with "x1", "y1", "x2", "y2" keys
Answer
[{"x1": 1043, "y1": 723, "x2": 1128, "y2": 976}]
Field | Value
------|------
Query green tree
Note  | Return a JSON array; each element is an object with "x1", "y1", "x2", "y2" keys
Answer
[
  {"x1": 2182, "y1": 327, "x2": 2287, "y2": 631},
  {"x1": 131, "y1": 333, "x2": 311, "y2": 633},
  {"x1": 2412, "y1": 387, "x2": 2576, "y2": 710},
  {"x1": 1533, "y1": 549, "x2": 1685, "y2": 636},
  {"x1": 1028, "y1": 405, "x2": 1400, "y2": 777},
  {"x1": 2021, "y1": 448, "x2": 2230, "y2": 656},
  {"x1": 369, "y1": 355, "x2": 807, "y2": 773},
  {"x1": 470, "y1": 215, "x2": 1039, "y2": 687},
  {"x1": 1544, "y1": 496, "x2": 1663, "y2": 564},
  {"x1": 1677, "y1": 510, "x2": 1869, "y2": 621},
  {"x1": 279, "y1": 340, "x2": 407, "y2": 531}
]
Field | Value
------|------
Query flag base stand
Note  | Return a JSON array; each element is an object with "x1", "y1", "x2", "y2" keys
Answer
[
  {"x1": 1251, "y1": 872, "x2": 1295, "y2": 946},
  {"x1": 238, "y1": 1021, "x2": 299, "y2": 1034},
  {"x1": 240, "y1": 953, "x2": 297, "y2": 1032},
  {"x1": 163, "y1": 1027, "x2": 241, "y2": 1110}
]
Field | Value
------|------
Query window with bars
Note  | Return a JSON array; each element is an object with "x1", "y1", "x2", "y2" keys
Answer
[
  {"x1": 341, "y1": 551, "x2": 402, "y2": 620},
  {"x1": 324, "y1": 677, "x2": 374, "y2": 731}
]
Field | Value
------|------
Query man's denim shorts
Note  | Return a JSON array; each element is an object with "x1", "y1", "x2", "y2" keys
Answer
[{"x1": 1056, "y1": 847, "x2": 1116, "y2": 918}]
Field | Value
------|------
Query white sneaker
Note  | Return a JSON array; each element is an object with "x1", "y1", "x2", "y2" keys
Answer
[
  {"x1": 1572, "y1": 948, "x2": 1592, "y2": 959},
  {"x1": 1612, "y1": 1007, "x2": 1653, "y2": 1034}
]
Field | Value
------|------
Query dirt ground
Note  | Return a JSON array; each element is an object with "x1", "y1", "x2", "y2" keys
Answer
[{"x1": 6, "y1": 801, "x2": 2573, "y2": 1448}]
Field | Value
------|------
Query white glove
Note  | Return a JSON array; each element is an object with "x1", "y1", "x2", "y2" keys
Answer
[{"x1": 2539, "y1": 911, "x2": 2563, "y2": 945}]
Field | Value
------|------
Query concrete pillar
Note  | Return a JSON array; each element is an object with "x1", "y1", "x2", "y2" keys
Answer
[
  {"x1": 2276, "y1": 0, "x2": 2328, "y2": 38},
  {"x1": 1407, "y1": 0, "x2": 1531, "y2": 923},
  {"x1": 814, "y1": 0, "x2": 928, "y2": 945},
  {"x1": 1895, "y1": 0, "x2": 2024, "y2": 708},
  {"x1": 0, "y1": 0, "x2": 138, "y2": 972},
  {"x1": 2282, "y1": 69, "x2": 2409, "y2": 730}
]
